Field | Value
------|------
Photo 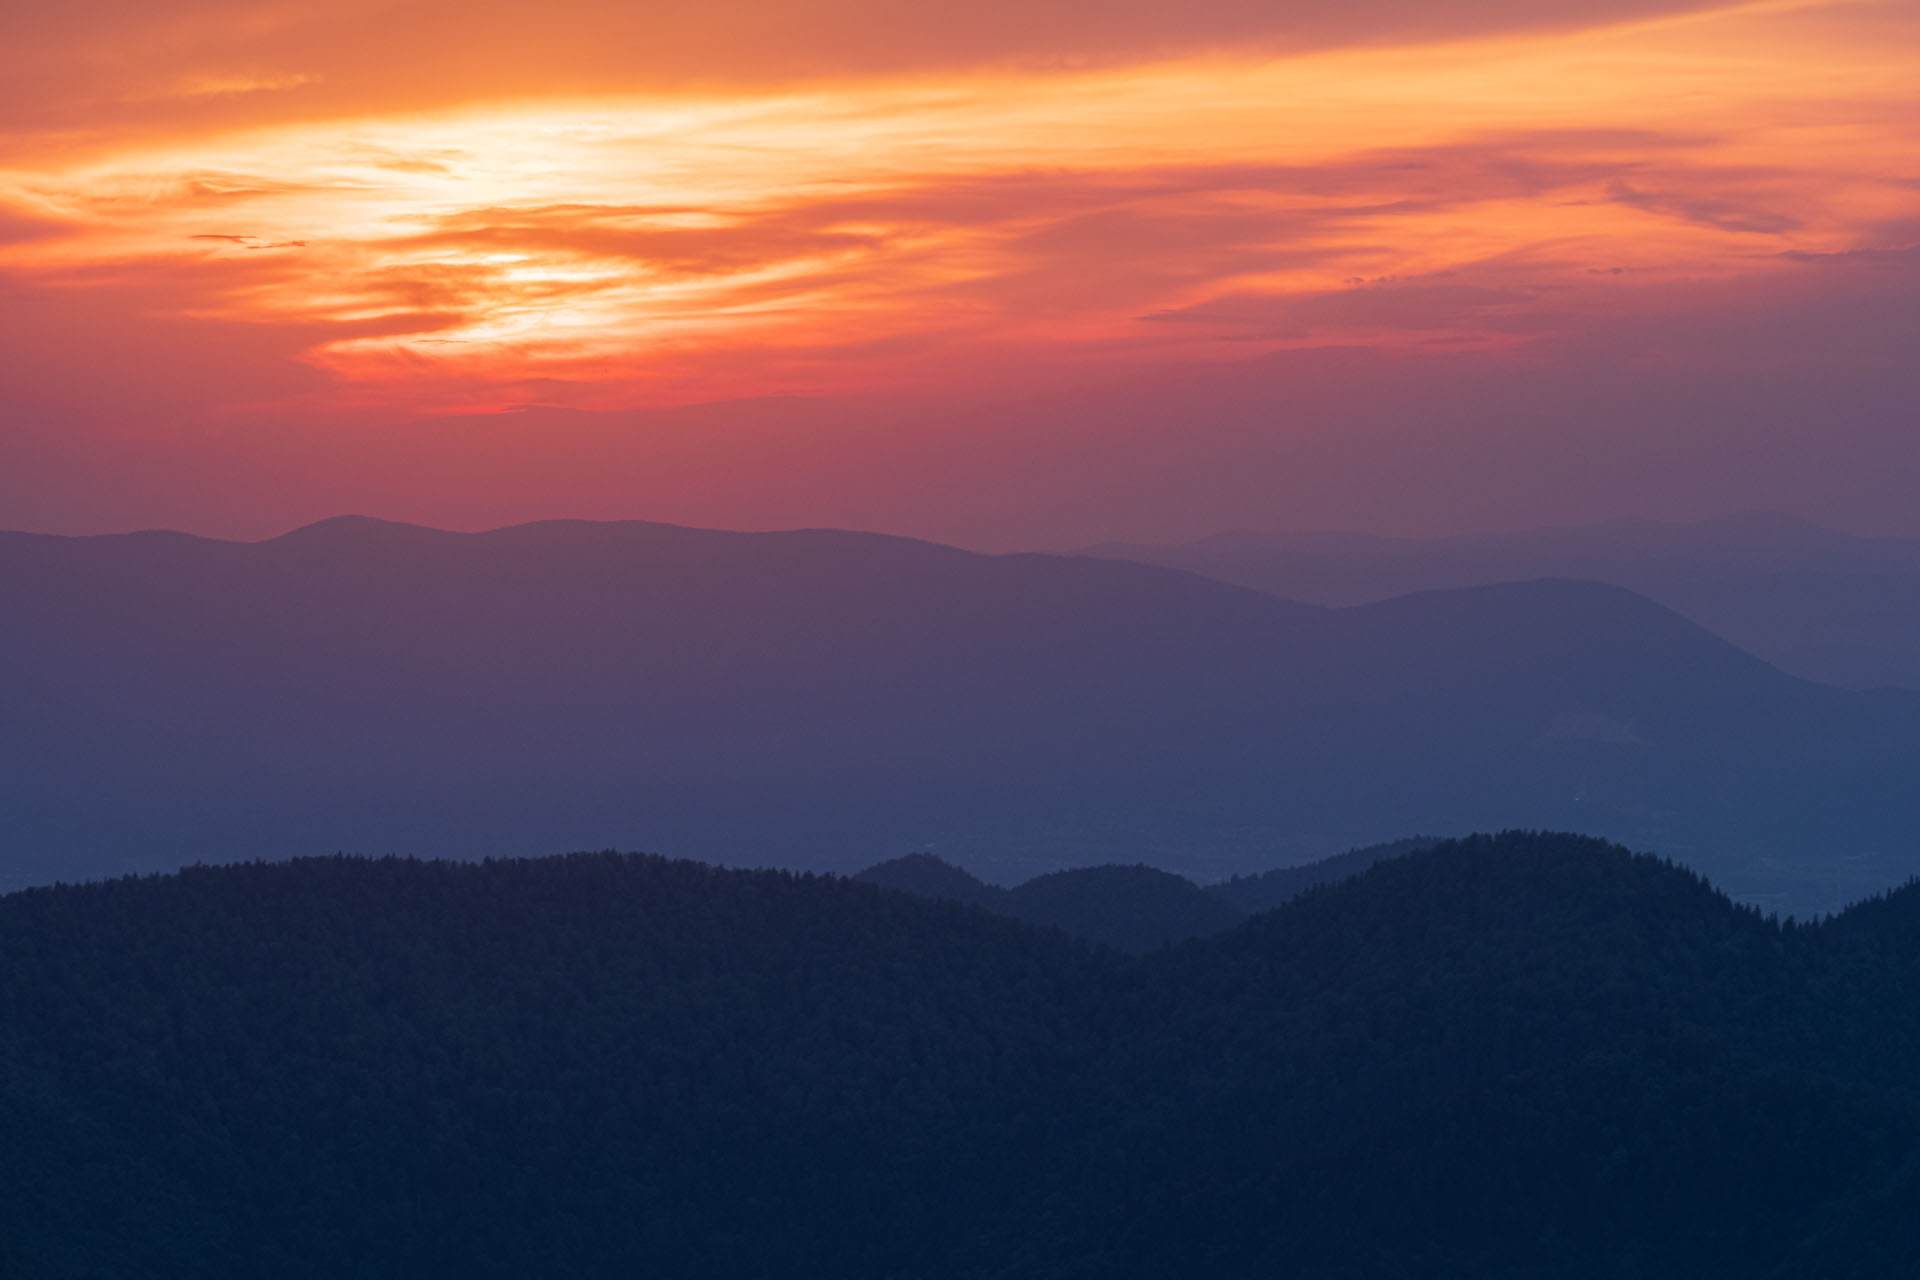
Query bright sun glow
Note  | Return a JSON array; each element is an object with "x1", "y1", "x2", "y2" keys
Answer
[{"x1": 2, "y1": 0, "x2": 1915, "y2": 413}]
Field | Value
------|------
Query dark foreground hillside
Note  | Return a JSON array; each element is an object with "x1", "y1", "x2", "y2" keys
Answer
[{"x1": 4, "y1": 833, "x2": 1919, "y2": 1278}]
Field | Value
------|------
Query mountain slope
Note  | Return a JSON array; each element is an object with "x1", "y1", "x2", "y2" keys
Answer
[
  {"x1": 1000, "y1": 864, "x2": 1243, "y2": 951},
  {"x1": 1208, "y1": 835, "x2": 1440, "y2": 914},
  {"x1": 854, "y1": 852, "x2": 1007, "y2": 910},
  {"x1": 5, "y1": 834, "x2": 1920, "y2": 1277},
  {"x1": 856, "y1": 839, "x2": 1433, "y2": 949},
  {"x1": 0, "y1": 852, "x2": 1103, "y2": 1279},
  {"x1": 1085, "y1": 512, "x2": 1920, "y2": 691},
  {"x1": 6, "y1": 517, "x2": 1920, "y2": 909}
]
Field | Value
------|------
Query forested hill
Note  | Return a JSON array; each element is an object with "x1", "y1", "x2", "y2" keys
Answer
[
  {"x1": 6, "y1": 832, "x2": 1920, "y2": 1278},
  {"x1": 853, "y1": 854, "x2": 1237, "y2": 949},
  {"x1": 1207, "y1": 834, "x2": 1441, "y2": 913},
  {"x1": 853, "y1": 836, "x2": 1435, "y2": 950}
]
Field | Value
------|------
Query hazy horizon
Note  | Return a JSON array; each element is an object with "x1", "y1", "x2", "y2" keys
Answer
[{"x1": 5, "y1": 501, "x2": 1911, "y2": 555}]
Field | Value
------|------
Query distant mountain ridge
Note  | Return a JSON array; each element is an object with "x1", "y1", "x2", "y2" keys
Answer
[
  {"x1": 6, "y1": 516, "x2": 1920, "y2": 913},
  {"x1": 854, "y1": 837, "x2": 1436, "y2": 950},
  {"x1": 1084, "y1": 512, "x2": 1920, "y2": 690},
  {"x1": 6, "y1": 833, "x2": 1920, "y2": 1276}
]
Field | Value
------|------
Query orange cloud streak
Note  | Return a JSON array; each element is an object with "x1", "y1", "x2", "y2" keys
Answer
[{"x1": 1, "y1": 0, "x2": 1915, "y2": 420}]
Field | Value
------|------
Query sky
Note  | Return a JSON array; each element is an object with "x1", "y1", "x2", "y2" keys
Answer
[{"x1": 2, "y1": 0, "x2": 1917, "y2": 549}]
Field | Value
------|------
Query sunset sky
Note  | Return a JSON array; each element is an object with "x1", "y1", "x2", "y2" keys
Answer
[{"x1": 4, "y1": 0, "x2": 1917, "y2": 547}]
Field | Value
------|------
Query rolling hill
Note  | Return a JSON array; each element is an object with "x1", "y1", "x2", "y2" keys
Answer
[
  {"x1": 6, "y1": 517, "x2": 1919, "y2": 911},
  {"x1": 4, "y1": 833, "x2": 1919, "y2": 1277},
  {"x1": 854, "y1": 838, "x2": 1435, "y2": 949},
  {"x1": 1085, "y1": 512, "x2": 1920, "y2": 691}
]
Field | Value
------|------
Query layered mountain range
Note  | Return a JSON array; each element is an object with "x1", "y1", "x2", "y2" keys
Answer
[
  {"x1": 1087, "y1": 513, "x2": 1920, "y2": 691},
  {"x1": 853, "y1": 837, "x2": 1436, "y2": 951},
  {"x1": 7, "y1": 516, "x2": 1918, "y2": 913}
]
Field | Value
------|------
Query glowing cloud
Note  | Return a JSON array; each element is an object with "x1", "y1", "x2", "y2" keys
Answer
[
  {"x1": 1, "y1": 0, "x2": 1916, "y2": 541},
  {"x1": 4, "y1": 1, "x2": 1914, "y2": 417}
]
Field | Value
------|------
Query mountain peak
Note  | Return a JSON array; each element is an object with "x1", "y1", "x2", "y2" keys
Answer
[
  {"x1": 855, "y1": 854, "x2": 1004, "y2": 909},
  {"x1": 269, "y1": 514, "x2": 449, "y2": 544}
]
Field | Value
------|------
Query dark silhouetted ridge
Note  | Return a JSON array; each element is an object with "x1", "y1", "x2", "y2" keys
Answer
[
  {"x1": 269, "y1": 513, "x2": 451, "y2": 542},
  {"x1": 1002, "y1": 864, "x2": 1242, "y2": 951},
  {"x1": 1209, "y1": 835, "x2": 1441, "y2": 915},
  {"x1": 854, "y1": 838, "x2": 1435, "y2": 950},
  {"x1": 854, "y1": 853, "x2": 1006, "y2": 909},
  {"x1": 6, "y1": 833, "x2": 1920, "y2": 1276}
]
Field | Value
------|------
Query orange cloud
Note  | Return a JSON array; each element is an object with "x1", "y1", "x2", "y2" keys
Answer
[
  {"x1": 0, "y1": 0, "x2": 1913, "y2": 425},
  {"x1": 0, "y1": 0, "x2": 1745, "y2": 160}
]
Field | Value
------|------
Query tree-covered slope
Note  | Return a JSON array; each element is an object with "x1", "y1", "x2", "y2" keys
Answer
[
  {"x1": 0, "y1": 854, "x2": 1106, "y2": 1279},
  {"x1": 853, "y1": 851, "x2": 1008, "y2": 910},
  {"x1": 1001, "y1": 864, "x2": 1243, "y2": 951},
  {"x1": 1206, "y1": 835, "x2": 1441, "y2": 915},
  {"x1": 4, "y1": 833, "x2": 1920, "y2": 1278},
  {"x1": 854, "y1": 839, "x2": 1433, "y2": 951}
]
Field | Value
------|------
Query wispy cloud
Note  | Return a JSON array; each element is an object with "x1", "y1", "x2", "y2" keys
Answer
[
  {"x1": 0, "y1": 0, "x2": 1741, "y2": 152},
  {"x1": 0, "y1": 0, "x2": 1913, "y2": 418}
]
